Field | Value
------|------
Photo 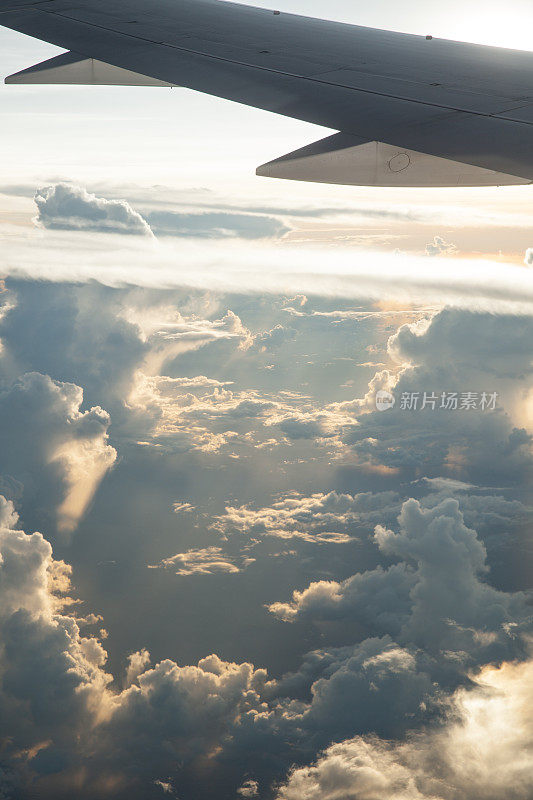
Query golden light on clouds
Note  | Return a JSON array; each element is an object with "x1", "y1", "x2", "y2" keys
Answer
[{"x1": 53, "y1": 438, "x2": 116, "y2": 533}]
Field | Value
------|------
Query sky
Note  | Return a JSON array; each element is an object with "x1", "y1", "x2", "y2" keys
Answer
[{"x1": 0, "y1": 1, "x2": 532, "y2": 799}]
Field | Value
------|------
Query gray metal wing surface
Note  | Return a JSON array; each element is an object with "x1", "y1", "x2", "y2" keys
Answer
[{"x1": 3, "y1": 0, "x2": 533, "y2": 185}]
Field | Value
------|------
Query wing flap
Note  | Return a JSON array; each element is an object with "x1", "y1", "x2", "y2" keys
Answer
[
  {"x1": 257, "y1": 133, "x2": 531, "y2": 187},
  {"x1": 5, "y1": 50, "x2": 175, "y2": 86}
]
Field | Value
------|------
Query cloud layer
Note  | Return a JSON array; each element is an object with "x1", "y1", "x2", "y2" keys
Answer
[{"x1": 0, "y1": 270, "x2": 531, "y2": 799}]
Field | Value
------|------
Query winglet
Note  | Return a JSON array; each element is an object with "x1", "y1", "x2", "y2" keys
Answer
[{"x1": 5, "y1": 51, "x2": 176, "y2": 86}]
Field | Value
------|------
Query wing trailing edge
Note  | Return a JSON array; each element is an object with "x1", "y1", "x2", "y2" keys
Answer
[
  {"x1": 5, "y1": 51, "x2": 176, "y2": 87},
  {"x1": 256, "y1": 133, "x2": 531, "y2": 188}
]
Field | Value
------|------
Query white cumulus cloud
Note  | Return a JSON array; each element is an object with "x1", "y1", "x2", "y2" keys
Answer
[{"x1": 34, "y1": 184, "x2": 153, "y2": 236}]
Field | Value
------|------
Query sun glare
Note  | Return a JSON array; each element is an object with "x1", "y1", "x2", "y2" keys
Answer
[{"x1": 444, "y1": 4, "x2": 533, "y2": 50}]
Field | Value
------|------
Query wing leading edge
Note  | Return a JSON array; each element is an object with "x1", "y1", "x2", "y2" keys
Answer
[{"x1": 2, "y1": 0, "x2": 533, "y2": 186}]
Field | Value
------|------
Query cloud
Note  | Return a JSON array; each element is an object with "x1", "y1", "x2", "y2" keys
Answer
[
  {"x1": 0, "y1": 281, "x2": 148, "y2": 417},
  {"x1": 154, "y1": 779, "x2": 176, "y2": 794},
  {"x1": 32, "y1": 183, "x2": 290, "y2": 241},
  {"x1": 276, "y1": 415, "x2": 334, "y2": 440},
  {"x1": 145, "y1": 209, "x2": 289, "y2": 240},
  {"x1": 0, "y1": 283, "x2": 352, "y2": 465},
  {"x1": 172, "y1": 502, "x2": 195, "y2": 514},
  {"x1": 4, "y1": 227, "x2": 533, "y2": 313},
  {"x1": 123, "y1": 305, "x2": 351, "y2": 452},
  {"x1": 425, "y1": 235, "x2": 457, "y2": 257},
  {"x1": 0, "y1": 274, "x2": 530, "y2": 799},
  {"x1": 253, "y1": 324, "x2": 296, "y2": 351},
  {"x1": 0, "y1": 503, "x2": 269, "y2": 797},
  {"x1": 276, "y1": 657, "x2": 533, "y2": 800},
  {"x1": 139, "y1": 307, "x2": 253, "y2": 378},
  {"x1": 125, "y1": 649, "x2": 152, "y2": 688},
  {"x1": 148, "y1": 546, "x2": 254, "y2": 576},
  {"x1": 388, "y1": 308, "x2": 533, "y2": 380},
  {"x1": 417, "y1": 478, "x2": 531, "y2": 540},
  {"x1": 237, "y1": 779, "x2": 259, "y2": 797},
  {"x1": 0, "y1": 500, "x2": 57, "y2": 619},
  {"x1": 212, "y1": 490, "x2": 400, "y2": 543},
  {"x1": 269, "y1": 498, "x2": 530, "y2": 673},
  {"x1": 0, "y1": 372, "x2": 116, "y2": 534},
  {"x1": 0, "y1": 504, "x2": 112, "y2": 789},
  {"x1": 0, "y1": 495, "x2": 19, "y2": 529},
  {"x1": 342, "y1": 308, "x2": 533, "y2": 484},
  {"x1": 126, "y1": 371, "x2": 276, "y2": 453},
  {"x1": 34, "y1": 184, "x2": 153, "y2": 236},
  {"x1": 0, "y1": 486, "x2": 530, "y2": 798}
]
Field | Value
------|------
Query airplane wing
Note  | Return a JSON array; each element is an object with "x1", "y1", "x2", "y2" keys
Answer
[{"x1": 3, "y1": 0, "x2": 533, "y2": 186}]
